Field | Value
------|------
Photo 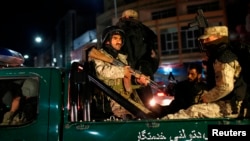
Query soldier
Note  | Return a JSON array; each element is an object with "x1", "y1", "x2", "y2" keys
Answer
[
  {"x1": 116, "y1": 9, "x2": 160, "y2": 108},
  {"x1": 91, "y1": 26, "x2": 149, "y2": 119},
  {"x1": 162, "y1": 26, "x2": 247, "y2": 119}
]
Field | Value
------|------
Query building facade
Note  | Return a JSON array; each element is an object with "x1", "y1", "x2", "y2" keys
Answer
[
  {"x1": 35, "y1": 0, "x2": 227, "y2": 83},
  {"x1": 96, "y1": 0, "x2": 227, "y2": 82}
]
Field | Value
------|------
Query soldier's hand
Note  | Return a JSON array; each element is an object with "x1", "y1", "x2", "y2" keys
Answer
[
  {"x1": 201, "y1": 91, "x2": 209, "y2": 103},
  {"x1": 136, "y1": 74, "x2": 150, "y2": 86},
  {"x1": 124, "y1": 66, "x2": 132, "y2": 78}
]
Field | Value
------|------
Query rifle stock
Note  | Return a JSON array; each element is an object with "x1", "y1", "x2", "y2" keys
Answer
[
  {"x1": 88, "y1": 48, "x2": 162, "y2": 91},
  {"x1": 88, "y1": 47, "x2": 113, "y2": 63}
]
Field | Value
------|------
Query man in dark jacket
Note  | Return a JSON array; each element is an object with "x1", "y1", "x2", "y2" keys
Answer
[
  {"x1": 116, "y1": 9, "x2": 160, "y2": 108},
  {"x1": 162, "y1": 26, "x2": 247, "y2": 119},
  {"x1": 163, "y1": 63, "x2": 207, "y2": 115}
]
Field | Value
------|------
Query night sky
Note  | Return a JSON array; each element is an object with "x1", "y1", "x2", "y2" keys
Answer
[
  {"x1": 226, "y1": 0, "x2": 249, "y2": 29},
  {"x1": 0, "y1": 0, "x2": 103, "y2": 54},
  {"x1": 0, "y1": 0, "x2": 248, "y2": 55}
]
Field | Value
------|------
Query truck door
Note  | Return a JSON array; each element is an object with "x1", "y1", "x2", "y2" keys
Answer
[
  {"x1": 0, "y1": 68, "x2": 63, "y2": 141},
  {"x1": 0, "y1": 76, "x2": 43, "y2": 141}
]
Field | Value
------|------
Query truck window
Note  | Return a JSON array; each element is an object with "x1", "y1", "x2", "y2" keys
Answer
[{"x1": 0, "y1": 77, "x2": 39, "y2": 126}]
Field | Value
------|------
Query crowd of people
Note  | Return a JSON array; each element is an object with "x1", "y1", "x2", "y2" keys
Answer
[{"x1": 90, "y1": 9, "x2": 249, "y2": 120}]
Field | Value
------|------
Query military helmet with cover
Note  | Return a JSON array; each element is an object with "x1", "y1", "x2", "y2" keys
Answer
[
  {"x1": 101, "y1": 26, "x2": 125, "y2": 46},
  {"x1": 121, "y1": 9, "x2": 139, "y2": 19},
  {"x1": 22, "y1": 78, "x2": 38, "y2": 97},
  {"x1": 198, "y1": 26, "x2": 228, "y2": 40},
  {"x1": 198, "y1": 26, "x2": 229, "y2": 52}
]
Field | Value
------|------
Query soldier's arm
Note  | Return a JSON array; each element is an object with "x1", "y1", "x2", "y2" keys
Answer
[{"x1": 202, "y1": 60, "x2": 235, "y2": 102}]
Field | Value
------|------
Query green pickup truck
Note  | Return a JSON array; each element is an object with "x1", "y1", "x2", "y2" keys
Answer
[{"x1": 0, "y1": 48, "x2": 249, "y2": 141}]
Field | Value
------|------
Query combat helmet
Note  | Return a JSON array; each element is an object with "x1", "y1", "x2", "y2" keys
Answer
[
  {"x1": 121, "y1": 9, "x2": 138, "y2": 19},
  {"x1": 198, "y1": 26, "x2": 229, "y2": 52},
  {"x1": 101, "y1": 26, "x2": 125, "y2": 46}
]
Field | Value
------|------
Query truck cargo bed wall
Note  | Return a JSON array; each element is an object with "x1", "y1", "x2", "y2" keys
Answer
[{"x1": 87, "y1": 73, "x2": 155, "y2": 119}]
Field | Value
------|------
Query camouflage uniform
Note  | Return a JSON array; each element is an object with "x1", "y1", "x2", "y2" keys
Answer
[
  {"x1": 163, "y1": 59, "x2": 242, "y2": 119},
  {"x1": 116, "y1": 9, "x2": 160, "y2": 109},
  {"x1": 93, "y1": 49, "x2": 142, "y2": 119},
  {"x1": 162, "y1": 26, "x2": 246, "y2": 119}
]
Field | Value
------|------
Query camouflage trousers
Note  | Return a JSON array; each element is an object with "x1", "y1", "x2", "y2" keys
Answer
[
  {"x1": 110, "y1": 99, "x2": 135, "y2": 119},
  {"x1": 162, "y1": 100, "x2": 241, "y2": 119},
  {"x1": 110, "y1": 89, "x2": 150, "y2": 119},
  {"x1": 1, "y1": 111, "x2": 26, "y2": 125}
]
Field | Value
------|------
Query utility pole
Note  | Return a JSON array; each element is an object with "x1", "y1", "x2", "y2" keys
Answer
[{"x1": 114, "y1": 0, "x2": 117, "y2": 19}]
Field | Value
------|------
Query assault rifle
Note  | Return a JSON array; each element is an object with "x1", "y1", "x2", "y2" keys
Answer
[
  {"x1": 188, "y1": 9, "x2": 209, "y2": 52},
  {"x1": 188, "y1": 9, "x2": 209, "y2": 28},
  {"x1": 88, "y1": 47, "x2": 162, "y2": 92}
]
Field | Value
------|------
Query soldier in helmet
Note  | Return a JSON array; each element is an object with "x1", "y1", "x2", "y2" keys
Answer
[
  {"x1": 162, "y1": 26, "x2": 247, "y2": 119},
  {"x1": 116, "y1": 9, "x2": 160, "y2": 109},
  {"x1": 91, "y1": 26, "x2": 149, "y2": 119}
]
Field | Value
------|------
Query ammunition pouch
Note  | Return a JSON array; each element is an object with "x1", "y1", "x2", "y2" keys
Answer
[{"x1": 231, "y1": 99, "x2": 243, "y2": 115}]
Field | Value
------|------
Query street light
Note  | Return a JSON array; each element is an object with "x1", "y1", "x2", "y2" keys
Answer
[
  {"x1": 33, "y1": 35, "x2": 43, "y2": 67},
  {"x1": 35, "y1": 36, "x2": 42, "y2": 43},
  {"x1": 24, "y1": 54, "x2": 29, "y2": 59}
]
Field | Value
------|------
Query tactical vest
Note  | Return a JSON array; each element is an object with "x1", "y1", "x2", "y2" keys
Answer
[{"x1": 207, "y1": 44, "x2": 247, "y2": 114}]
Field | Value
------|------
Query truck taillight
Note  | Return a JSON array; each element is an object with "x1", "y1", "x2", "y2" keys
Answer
[
  {"x1": 78, "y1": 65, "x2": 83, "y2": 71},
  {"x1": 149, "y1": 99, "x2": 156, "y2": 106},
  {"x1": 156, "y1": 92, "x2": 165, "y2": 97}
]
